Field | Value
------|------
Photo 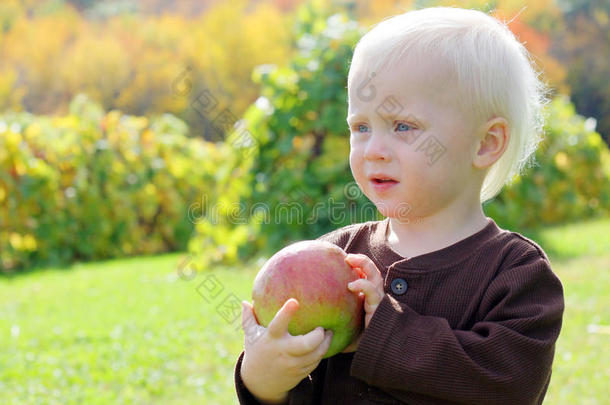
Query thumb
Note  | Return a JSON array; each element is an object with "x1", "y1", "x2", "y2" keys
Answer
[{"x1": 268, "y1": 298, "x2": 299, "y2": 339}]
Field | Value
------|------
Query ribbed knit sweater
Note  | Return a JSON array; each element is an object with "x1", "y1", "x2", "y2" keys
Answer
[{"x1": 234, "y1": 217, "x2": 564, "y2": 404}]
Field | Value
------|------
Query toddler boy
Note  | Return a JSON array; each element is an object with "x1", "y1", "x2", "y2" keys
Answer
[{"x1": 235, "y1": 6, "x2": 564, "y2": 404}]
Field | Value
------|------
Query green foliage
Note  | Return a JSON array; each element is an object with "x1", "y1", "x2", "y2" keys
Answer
[
  {"x1": 0, "y1": 94, "x2": 222, "y2": 272},
  {"x1": 484, "y1": 95, "x2": 610, "y2": 229},
  {"x1": 187, "y1": 0, "x2": 384, "y2": 269},
  {"x1": 246, "y1": 5, "x2": 375, "y2": 243}
]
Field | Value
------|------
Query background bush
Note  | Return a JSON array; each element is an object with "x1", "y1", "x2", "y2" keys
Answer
[
  {"x1": 483, "y1": 95, "x2": 610, "y2": 229},
  {"x1": 2, "y1": 0, "x2": 609, "y2": 273},
  {"x1": 187, "y1": 3, "x2": 382, "y2": 271},
  {"x1": 0, "y1": 95, "x2": 225, "y2": 272}
]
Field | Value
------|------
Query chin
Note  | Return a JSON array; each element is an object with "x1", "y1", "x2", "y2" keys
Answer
[{"x1": 372, "y1": 199, "x2": 413, "y2": 221}]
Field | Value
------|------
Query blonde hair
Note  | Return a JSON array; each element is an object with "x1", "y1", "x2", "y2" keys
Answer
[{"x1": 347, "y1": 6, "x2": 550, "y2": 203}]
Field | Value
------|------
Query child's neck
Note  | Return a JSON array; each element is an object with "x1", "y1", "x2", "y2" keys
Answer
[{"x1": 386, "y1": 206, "x2": 488, "y2": 259}]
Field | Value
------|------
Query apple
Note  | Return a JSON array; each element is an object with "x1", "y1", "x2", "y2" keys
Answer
[{"x1": 252, "y1": 240, "x2": 364, "y2": 358}]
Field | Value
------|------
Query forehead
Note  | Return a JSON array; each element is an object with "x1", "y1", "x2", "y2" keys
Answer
[{"x1": 347, "y1": 54, "x2": 459, "y2": 117}]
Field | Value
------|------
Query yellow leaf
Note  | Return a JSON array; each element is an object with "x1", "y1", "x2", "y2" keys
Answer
[{"x1": 554, "y1": 151, "x2": 569, "y2": 169}]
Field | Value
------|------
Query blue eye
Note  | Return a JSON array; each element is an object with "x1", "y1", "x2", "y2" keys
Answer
[
  {"x1": 396, "y1": 122, "x2": 412, "y2": 131},
  {"x1": 356, "y1": 124, "x2": 369, "y2": 133}
]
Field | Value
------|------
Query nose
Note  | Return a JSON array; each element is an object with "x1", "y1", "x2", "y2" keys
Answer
[{"x1": 363, "y1": 133, "x2": 392, "y2": 162}]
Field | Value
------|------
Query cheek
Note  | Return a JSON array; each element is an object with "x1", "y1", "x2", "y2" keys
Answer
[
  {"x1": 349, "y1": 144, "x2": 362, "y2": 174},
  {"x1": 438, "y1": 136, "x2": 475, "y2": 179},
  {"x1": 349, "y1": 145, "x2": 370, "y2": 192}
]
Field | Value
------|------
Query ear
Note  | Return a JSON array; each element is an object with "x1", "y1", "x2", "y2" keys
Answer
[{"x1": 472, "y1": 117, "x2": 509, "y2": 169}]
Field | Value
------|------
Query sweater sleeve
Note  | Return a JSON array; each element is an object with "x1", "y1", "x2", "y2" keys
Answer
[
  {"x1": 350, "y1": 252, "x2": 565, "y2": 405},
  {"x1": 234, "y1": 351, "x2": 328, "y2": 405}
]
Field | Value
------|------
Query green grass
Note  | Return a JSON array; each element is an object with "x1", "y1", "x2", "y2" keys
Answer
[
  {"x1": 520, "y1": 216, "x2": 610, "y2": 259},
  {"x1": 0, "y1": 254, "x2": 259, "y2": 404},
  {"x1": 1, "y1": 217, "x2": 609, "y2": 404}
]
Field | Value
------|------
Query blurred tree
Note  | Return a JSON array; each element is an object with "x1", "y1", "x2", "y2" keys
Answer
[
  {"x1": 187, "y1": 0, "x2": 379, "y2": 269},
  {"x1": 180, "y1": 0, "x2": 293, "y2": 141},
  {"x1": 1, "y1": 6, "x2": 82, "y2": 113},
  {"x1": 551, "y1": 0, "x2": 610, "y2": 145},
  {"x1": 67, "y1": 0, "x2": 220, "y2": 16},
  {"x1": 0, "y1": 0, "x2": 23, "y2": 32},
  {"x1": 0, "y1": 0, "x2": 293, "y2": 143},
  {"x1": 491, "y1": 0, "x2": 568, "y2": 95}
]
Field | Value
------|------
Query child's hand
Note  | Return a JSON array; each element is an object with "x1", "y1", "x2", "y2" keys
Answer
[
  {"x1": 240, "y1": 298, "x2": 333, "y2": 403},
  {"x1": 341, "y1": 254, "x2": 385, "y2": 353}
]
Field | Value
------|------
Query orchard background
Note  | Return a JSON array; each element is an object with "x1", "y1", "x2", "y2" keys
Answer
[{"x1": 0, "y1": 0, "x2": 608, "y2": 403}]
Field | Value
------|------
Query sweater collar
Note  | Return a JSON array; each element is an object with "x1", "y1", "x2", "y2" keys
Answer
[{"x1": 369, "y1": 216, "x2": 503, "y2": 271}]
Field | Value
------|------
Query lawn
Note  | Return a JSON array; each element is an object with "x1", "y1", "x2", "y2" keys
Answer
[{"x1": 1, "y1": 217, "x2": 609, "y2": 404}]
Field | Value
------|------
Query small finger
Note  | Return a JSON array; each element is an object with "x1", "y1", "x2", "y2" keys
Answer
[
  {"x1": 285, "y1": 326, "x2": 326, "y2": 356},
  {"x1": 344, "y1": 254, "x2": 383, "y2": 286},
  {"x1": 351, "y1": 266, "x2": 367, "y2": 279},
  {"x1": 348, "y1": 279, "x2": 383, "y2": 308},
  {"x1": 267, "y1": 298, "x2": 299, "y2": 339},
  {"x1": 296, "y1": 329, "x2": 334, "y2": 365}
]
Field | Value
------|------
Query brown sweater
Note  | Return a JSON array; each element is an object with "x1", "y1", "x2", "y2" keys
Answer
[{"x1": 234, "y1": 217, "x2": 564, "y2": 404}]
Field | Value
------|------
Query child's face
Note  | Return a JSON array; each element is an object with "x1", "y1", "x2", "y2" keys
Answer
[{"x1": 347, "y1": 56, "x2": 484, "y2": 221}]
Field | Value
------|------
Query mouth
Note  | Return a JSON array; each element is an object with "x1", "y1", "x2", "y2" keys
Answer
[
  {"x1": 369, "y1": 175, "x2": 399, "y2": 192},
  {"x1": 371, "y1": 178, "x2": 398, "y2": 184},
  {"x1": 369, "y1": 175, "x2": 399, "y2": 184}
]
